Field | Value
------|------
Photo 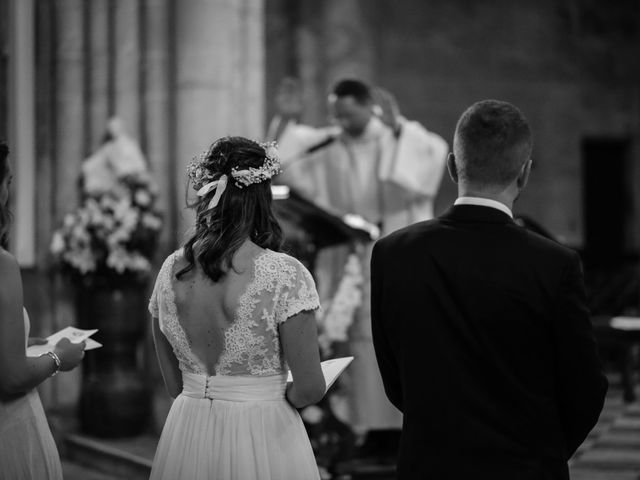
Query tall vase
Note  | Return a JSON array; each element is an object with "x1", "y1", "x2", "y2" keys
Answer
[{"x1": 77, "y1": 285, "x2": 150, "y2": 437}]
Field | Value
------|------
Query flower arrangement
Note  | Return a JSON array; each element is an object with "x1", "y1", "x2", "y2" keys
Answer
[
  {"x1": 50, "y1": 172, "x2": 162, "y2": 286},
  {"x1": 318, "y1": 253, "x2": 364, "y2": 355},
  {"x1": 50, "y1": 119, "x2": 163, "y2": 287}
]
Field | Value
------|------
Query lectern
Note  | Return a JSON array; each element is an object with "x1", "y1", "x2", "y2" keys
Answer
[{"x1": 272, "y1": 185, "x2": 375, "y2": 271}]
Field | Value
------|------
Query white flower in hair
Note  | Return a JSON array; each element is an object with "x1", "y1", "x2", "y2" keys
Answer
[
  {"x1": 186, "y1": 140, "x2": 282, "y2": 211},
  {"x1": 231, "y1": 141, "x2": 281, "y2": 188},
  {"x1": 263, "y1": 142, "x2": 279, "y2": 163}
]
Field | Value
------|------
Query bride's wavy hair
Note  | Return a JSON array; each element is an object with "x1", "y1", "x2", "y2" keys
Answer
[
  {"x1": 0, "y1": 142, "x2": 12, "y2": 250},
  {"x1": 176, "y1": 136, "x2": 284, "y2": 282}
]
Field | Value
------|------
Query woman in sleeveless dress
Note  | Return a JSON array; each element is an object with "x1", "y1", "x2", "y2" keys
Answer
[
  {"x1": 149, "y1": 137, "x2": 325, "y2": 480},
  {"x1": 0, "y1": 141, "x2": 86, "y2": 479}
]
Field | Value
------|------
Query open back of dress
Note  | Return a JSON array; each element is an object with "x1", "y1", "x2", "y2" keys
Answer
[{"x1": 148, "y1": 248, "x2": 321, "y2": 480}]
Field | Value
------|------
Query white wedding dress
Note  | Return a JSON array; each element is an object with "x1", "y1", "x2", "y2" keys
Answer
[
  {"x1": 0, "y1": 309, "x2": 63, "y2": 480},
  {"x1": 148, "y1": 249, "x2": 321, "y2": 480}
]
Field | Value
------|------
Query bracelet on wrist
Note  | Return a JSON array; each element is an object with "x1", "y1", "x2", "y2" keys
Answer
[{"x1": 41, "y1": 351, "x2": 61, "y2": 377}]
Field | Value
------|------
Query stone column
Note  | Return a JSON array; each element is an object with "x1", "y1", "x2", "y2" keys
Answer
[
  {"x1": 174, "y1": 0, "x2": 265, "y2": 235},
  {"x1": 52, "y1": 0, "x2": 85, "y2": 408},
  {"x1": 87, "y1": 0, "x2": 110, "y2": 150},
  {"x1": 143, "y1": 0, "x2": 175, "y2": 251},
  {"x1": 141, "y1": 0, "x2": 176, "y2": 434},
  {"x1": 113, "y1": 0, "x2": 140, "y2": 140}
]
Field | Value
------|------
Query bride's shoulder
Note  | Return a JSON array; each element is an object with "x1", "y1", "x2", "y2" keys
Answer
[
  {"x1": 154, "y1": 249, "x2": 183, "y2": 275},
  {"x1": 265, "y1": 250, "x2": 311, "y2": 277},
  {"x1": 265, "y1": 249, "x2": 300, "y2": 266}
]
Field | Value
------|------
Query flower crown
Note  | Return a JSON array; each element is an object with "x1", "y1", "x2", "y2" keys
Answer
[
  {"x1": 186, "y1": 141, "x2": 281, "y2": 210},
  {"x1": 187, "y1": 141, "x2": 281, "y2": 190}
]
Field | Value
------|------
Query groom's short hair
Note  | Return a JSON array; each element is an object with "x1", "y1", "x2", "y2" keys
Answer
[{"x1": 453, "y1": 100, "x2": 532, "y2": 187}]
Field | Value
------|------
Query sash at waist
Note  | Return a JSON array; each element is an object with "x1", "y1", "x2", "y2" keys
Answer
[{"x1": 181, "y1": 372, "x2": 287, "y2": 402}]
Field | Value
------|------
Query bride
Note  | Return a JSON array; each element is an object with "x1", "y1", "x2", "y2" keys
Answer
[{"x1": 149, "y1": 136, "x2": 325, "y2": 479}]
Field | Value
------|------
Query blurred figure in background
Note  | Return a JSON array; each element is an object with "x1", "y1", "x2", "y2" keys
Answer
[
  {"x1": 269, "y1": 77, "x2": 448, "y2": 459},
  {"x1": 0, "y1": 141, "x2": 86, "y2": 479}
]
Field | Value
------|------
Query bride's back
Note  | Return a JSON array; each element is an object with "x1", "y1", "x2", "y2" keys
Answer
[
  {"x1": 171, "y1": 246, "x2": 258, "y2": 375},
  {"x1": 153, "y1": 242, "x2": 313, "y2": 378}
]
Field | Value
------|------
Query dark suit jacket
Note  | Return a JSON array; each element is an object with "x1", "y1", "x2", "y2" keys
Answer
[{"x1": 371, "y1": 204, "x2": 608, "y2": 480}]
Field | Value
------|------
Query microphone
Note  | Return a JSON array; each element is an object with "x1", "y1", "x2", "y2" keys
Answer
[
  {"x1": 280, "y1": 135, "x2": 337, "y2": 173},
  {"x1": 305, "y1": 136, "x2": 336, "y2": 154}
]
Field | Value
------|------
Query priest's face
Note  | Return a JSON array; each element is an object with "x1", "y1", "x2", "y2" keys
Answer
[{"x1": 328, "y1": 95, "x2": 373, "y2": 138}]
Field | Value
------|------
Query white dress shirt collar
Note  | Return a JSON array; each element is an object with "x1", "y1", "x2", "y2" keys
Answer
[{"x1": 454, "y1": 196, "x2": 514, "y2": 218}]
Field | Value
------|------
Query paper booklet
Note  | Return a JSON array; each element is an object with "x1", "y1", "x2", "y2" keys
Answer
[
  {"x1": 611, "y1": 316, "x2": 640, "y2": 331},
  {"x1": 287, "y1": 356, "x2": 354, "y2": 393},
  {"x1": 26, "y1": 326, "x2": 102, "y2": 357}
]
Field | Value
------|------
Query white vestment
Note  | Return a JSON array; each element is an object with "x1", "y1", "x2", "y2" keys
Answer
[{"x1": 277, "y1": 116, "x2": 448, "y2": 430}]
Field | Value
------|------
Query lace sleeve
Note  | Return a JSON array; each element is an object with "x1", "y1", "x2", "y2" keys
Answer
[
  {"x1": 148, "y1": 272, "x2": 160, "y2": 318},
  {"x1": 148, "y1": 253, "x2": 173, "y2": 318},
  {"x1": 279, "y1": 260, "x2": 320, "y2": 324}
]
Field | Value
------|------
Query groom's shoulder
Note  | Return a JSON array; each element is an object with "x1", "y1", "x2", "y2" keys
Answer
[
  {"x1": 518, "y1": 226, "x2": 579, "y2": 264},
  {"x1": 377, "y1": 218, "x2": 443, "y2": 250}
]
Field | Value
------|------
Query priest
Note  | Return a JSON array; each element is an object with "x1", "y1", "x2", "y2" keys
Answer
[{"x1": 269, "y1": 77, "x2": 448, "y2": 459}]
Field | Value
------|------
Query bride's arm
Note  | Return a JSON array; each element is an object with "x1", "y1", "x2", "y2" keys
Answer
[
  {"x1": 280, "y1": 310, "x2": 325, "y2": 408},
  {"x1": 152, "y1": 316, "x2": 182, "y2": 398}
]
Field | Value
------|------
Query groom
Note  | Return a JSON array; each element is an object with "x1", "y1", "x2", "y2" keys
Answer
[{"x1": 370, "y1": 100, "x2": 608, "y2": 479}]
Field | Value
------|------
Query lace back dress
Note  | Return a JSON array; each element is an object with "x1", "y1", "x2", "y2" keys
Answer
[{"x1": 148, "y1": 249, "x2": 321, "y2": 480}]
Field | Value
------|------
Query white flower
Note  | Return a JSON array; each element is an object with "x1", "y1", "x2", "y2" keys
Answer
[
  {"x1": 71, "y1": 225, "x2": 89, "y2": 242},
  {"x1": 142, "y1": 213, "x2": 162, "y2": 231},
  {"x1": 101, "y1": 215, "x2": 116, "y2": 230},
  {"x1": 78, "y1": 209, "x2": 91, "y2": 226},
  {"x1": 134, "y1": 190, "x2": 151, "y2": 207},
  {"x1": 50, "y1": 231, "x2": 66, "y2": 255},
  {"x1": 100, "y1": 196, "x2": 116, "y2": 210},
  {"x1": 106, "y1": 248, "x2": 151, "y2": 274},
  {"x1": 64, "y1": 249, "x2": 96, "y2": 274},
  {"x1": 63, "y1": 214, "x2": 75, "y2": 228},
  {"x1": 264, "y1": 145, "x2": 279, "y2": 161},
  {"x1": 107, "y1": 228, "x2": 131, "y2": 246},
  {"x1": 113, "y1": 198, "x2": 132, "y2": 220},
  {"x1": 130, "y1": 253, "x2": 151, "y2": 272},
  {"x1": 106, "y1": 248, "x2": 130, "y2": 273},
  {"x1": 120, "y1": 209, "x2": 139, "y2": 232}
]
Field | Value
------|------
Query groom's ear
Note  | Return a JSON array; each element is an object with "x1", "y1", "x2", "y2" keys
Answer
[
  {"x1": 447, "y1": 153, "x2": 459, "y2": 184},
  {"x1": 516, "y1": 158, "x2": 532, "y2": 190}
]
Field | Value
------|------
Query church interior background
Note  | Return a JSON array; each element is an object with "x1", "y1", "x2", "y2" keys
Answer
[{"x1": 1, "y1": 0, "x2": 640, "y2": 478}]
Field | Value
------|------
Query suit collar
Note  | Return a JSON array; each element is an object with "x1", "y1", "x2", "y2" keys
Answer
[
  {"x1": 454, "y1": 196, "x2": 513, "y2": 218},
  {"x1": 440, "y1": 204, "x2": 516, "y2": 224}
]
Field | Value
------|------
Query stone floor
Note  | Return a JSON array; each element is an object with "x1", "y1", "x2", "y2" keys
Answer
[
  {"x1": 60, "y1": 383, "x2": 640, "y2": 480},
  {"x1": 569, "y1": 392, "x2": 640, "y2": 480}
]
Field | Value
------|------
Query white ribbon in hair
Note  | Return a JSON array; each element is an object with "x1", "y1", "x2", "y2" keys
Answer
[{"x1": 196, "y1": 174, "x2": 228, "y2": 210}]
